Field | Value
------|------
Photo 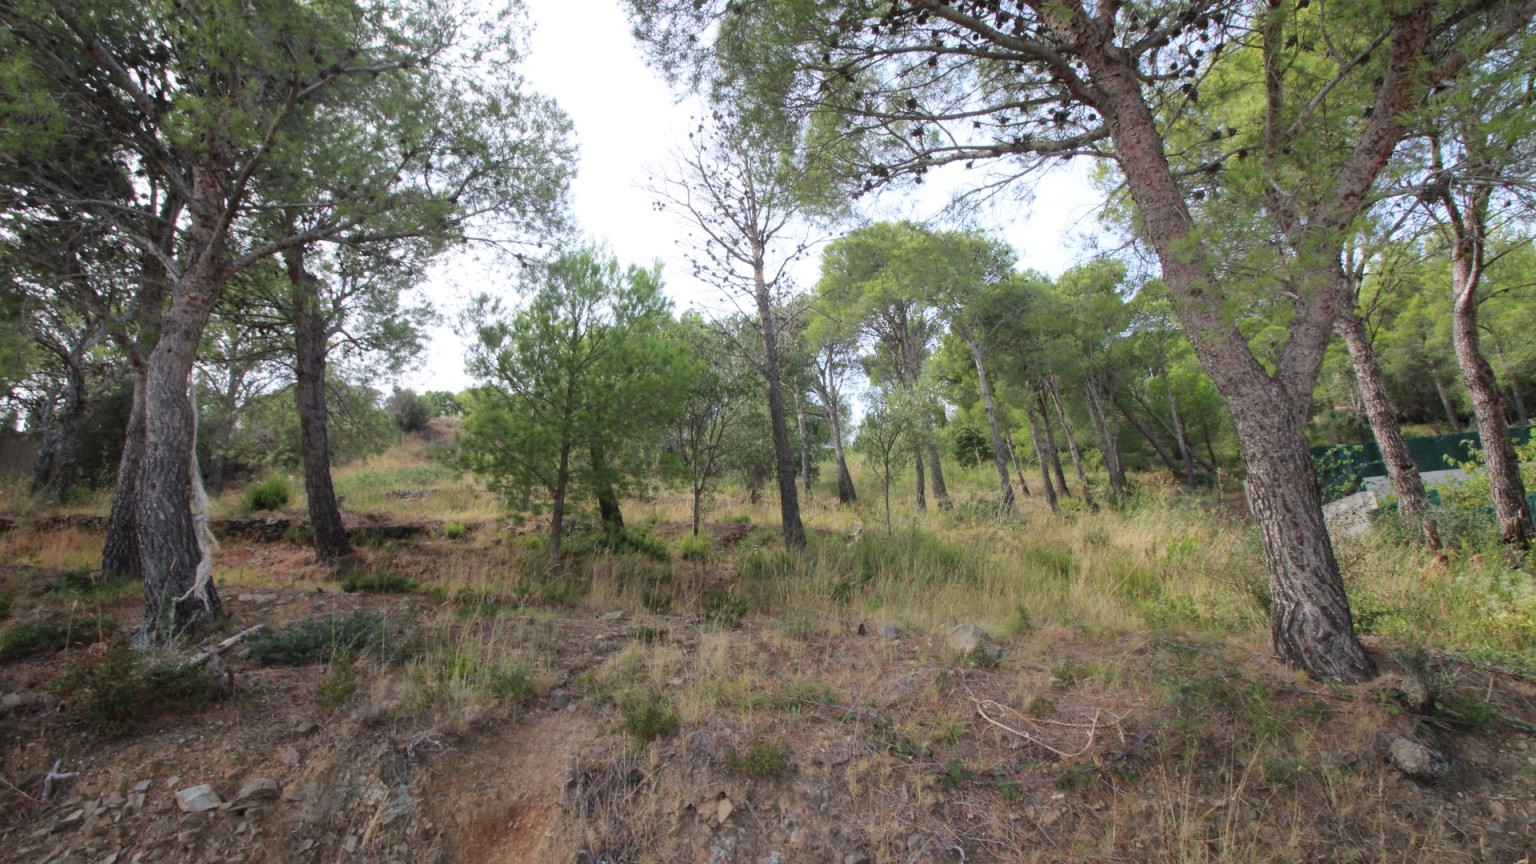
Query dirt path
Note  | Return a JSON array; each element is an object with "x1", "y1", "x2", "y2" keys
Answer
[{"x1": 436, "y1": 709, "x2": 598, "y2": 864}]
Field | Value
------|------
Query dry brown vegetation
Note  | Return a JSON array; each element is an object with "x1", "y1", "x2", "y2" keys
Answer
[{"x1": 0, "y1": 437, "x2": 1533, "y2": 863}]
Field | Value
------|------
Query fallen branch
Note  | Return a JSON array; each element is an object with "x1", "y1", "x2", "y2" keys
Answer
[
  {"x1": 41, "y1": 759, "x2": 77, "y2": 801},
  {"x1": 190, "y1": 624, "x2": 266, "y2": 665}
]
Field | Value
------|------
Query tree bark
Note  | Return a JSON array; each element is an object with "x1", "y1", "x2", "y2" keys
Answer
[
  {"x1": 1429, "y1": 359, "x2": 1463, "y2": 433},
  {"x1": 1003, "y1": 431, "x2": 1032, "y2": 497},
  {"x1": 1447, "y1": 204, "x2": 1531, "y2": 550},
  {"x1": 968, "y1": 336, "x2": 1015, "y2": 508},
  {"x1": 102, "y1": 367, "x2": 146, "y2": 582},
  {"x1": 287, "y1": 247, "x2": 353, "y2": 564},
  {"x1": 1050, "y1": 376, "x2": 1096, "y2": 510},
  {"x1": 1026, "y1": 408, "x2": 1059, "y2": 514},
  {"x1": 753, "y1": 258, "x2": 805, "y2": 550},
  {"x1": 1160, "y1": 362, "x2": 1197, "y2": 488},
  {"x1": 912, "y1": 446, "x2": 927, "y2": 512},
  {"x1": 1085, "y1": 378, "x2": 1126, "y2": 503},
  {"x1": 1037, "y1": 389, "x2": 1070, "y2": 497},
  {"x1": 549, "y1": 442, "x2": 571, "y2": 570},
  {"x1": 591, "y1": 442, "x2": 625, "y2": 538},
  {"x1": 1114, "y1": 391, "x2": 1183, "y2": 475},
  {"x1": 1334, "y1": 305, "x2": 1437, "y2": 547},
  {"x1": 925, "y1": 437, "x2": 952, "y2": 510},
  {"x1": 825, "y1": 406, "x2": 856, "y2": 505}
]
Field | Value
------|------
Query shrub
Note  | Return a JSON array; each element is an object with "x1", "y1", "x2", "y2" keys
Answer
[
  {"x1": 724, "y1": 741, "x2": 792, "y2": 780},
  {"x1": 341, "y1": 567, "x2": 418, "y2": 595},
  {"x1": 677, "y1": 533, "x2": 711, "y2": 561},
  {"x1": 0, "y1": 617, "x2": 114, "y2": 661},
  {"x1": 244, "y1": 474, "x2": 291, "y2": 512},
  {"x1": 701, "y1": 587, "x2": 748, "y2": 628},
  {"x1": 315, "y1": 655, "x2": 360, "y2": 714},
  {"x1": 51, "y1": 641, "x2": 220, "y2": 736},
  {"x1": 246, "y1": 611, "x2": 419, "y2": 666},
  {"x1": 442, "y1": 520, "x2": 469, "y2": 540},
  {"x1": 387, "y1": 387, "x2": 435, "y2": 433},
  {"x1": 618, "y1": 690, "x2": 680, "y2": 745}
]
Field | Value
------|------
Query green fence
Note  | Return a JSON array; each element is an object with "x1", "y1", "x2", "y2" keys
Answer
[{"x1": 1311, "y1": 427, "x2": 1533, "y2": 499}]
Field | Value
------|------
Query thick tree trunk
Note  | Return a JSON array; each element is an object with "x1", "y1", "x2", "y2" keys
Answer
[
  {"x1": 31, "y1": 400, "x2": 57, "y2": 495},
  {"x1": 591, "y1": 443, "x2": 625, "y2": 538},
  {"x1": 287, "y1": 248, "x2": 353, "y2": 564},
  {"x1": 1449, "y1": 233, "x2": 1531, "y2": 550},
  {"x1": 753, "y1": 261, "x2": 806, "y2": 550},
  {"x1": 1050, "y1": 377, "x2": 1096, "y2": 510},
  {"x1": 925, "y1": 438, "x2": 951, "y2": 511},
  {"x1": 1429, "y1": 359, "x2": 1463, "y2": 433},
  {"x1": 102, "y1": 368, "x2": 146, "y2": 582},
  {"x1": 137, "y1": 261, "x2": 224, "y2": 640},
  {"x1": 1037, "y1": 390, "x2": 1071, "y2": 497},
  {"x1": 1335, "y1": 306, "x2": 1437, "y2": 547},
  {"x1": 968, "y1": 337, "x2": 1014, "y2": 508},
  {"x1": 1512, "y1": 377, "x2": 1530, "y2": 428},
  {"x1": 1026, "y1": 408, "x2": 1059, "y2": 514}
]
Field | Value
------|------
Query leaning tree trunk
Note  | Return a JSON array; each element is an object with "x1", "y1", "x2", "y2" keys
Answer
[
  {"x1": 1429, "y1": 359, "x2": 1463, "y2": 433},
  {"x1": 1449, "y1": 231, "x2": 1531, "y2": 550},
  {"x1": 925, "y1": 438, "x2": 952, "y2": 511},
  {"x1": 1160, "y1": 362, "x2": 1197, "y2": 488},
  {"x1": 137, "y1": 261, "x2": 225, "y2": 640},
  {"x1": 968, "y1": 337, "x2": 1015, "y2": 508},
  {"x1": 288, "y1": 249, "x2": 353, "y2": 564},
  {"x1": 1003, "y1": 431, "x2": 1032, "y2": 497},
  {"x1": 1335, "y1": 306, "x2": 1438, "y2": 548},
  {"x1": 1050, "y1": 377, "x2": 1096, "y2": 511},
  {"x1": 822, "y1": 396, "x2": 857, "y2": 504},
  {"x1": 102, "y1": 367, "x2": 147, "y2": 582},
  {"x1": 753, "y1": 259, "x2": 806, "y2": 551},
  {"x1": 1037, "y1": 389, "x2": 1071, "y2": 497},
  {"x1": 1026, "y1": 408, "x2": 1059, "y2": 514},
  {"x1": 1085, "y1": 379, "x2": 1126, "y2": 503}
]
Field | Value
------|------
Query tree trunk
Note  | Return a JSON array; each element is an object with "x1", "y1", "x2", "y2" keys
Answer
[
  {"x1": 1449, "y1": 224, "x2": 1531, "y2": 550},
  {"x1": 692, "y1": 484, "x2": 704, "y2": 536},
  {"x1": 137, "y1": 260, "x2": 225, "y2": 640},
  {"x1": 205, "y1": 368, "x2": 247, "y2": 495},
  {"x1": 968, "y1": 337, "x2": 1015, "y2": 508},
  {"x1": 1003, "y1": 431, "x2": 1031, "y2": 496},
  {"x1": 288, "y1": 248, "x2": 353, "y2": 564},
  {"x1": 1160, "y1": 362, "x2": 1197, "y2": 488},
  {"x1": 1037, "y1": 389, "x2": 1070, "y2": 497},
  {"x1": 1027, "y1": 408, "x2": 1059, "y2": 514},
  {"x1": 591, "y1": 442, "x2": 625, "y2": 538},
  {"x1": 824, "y1": 401, "x2": 856, "y2": 504},
  {"x1": 31, "y1": 399, "x2": 57, "y2": 495},
  {"x1": 1114, "y1": 392, "x2": 1182, "y2": 475},
  {"x1": 1512, "y1": 377, "x2": 1530, "y2": 428},
  {"x1": 102, "y1": 367, "x2": 146, "y2": 582},
  {"x1": 925, "y1": 438, "x2": 951, "y2": 511},
  {"x1": 1085, "y1": 379, "x2": 1126, "y2": 503},
  {"x1": 1429, "y1": 359, "x2": 1463, "y2": 433},
  {"x1": 549, "y1": 442, "x2": 571, "y2": 570},
  {"x1": 912, "y1": 446, "x2": 927, "y2": 512},
  {"x1": 1334, "y1": 306, "x2": 1438, "y2": 547},
  {"x1": 1050, "y1": 377, "x2": 1096, "y2": 511},
  {"x1": 753, "y1": 260, "x2": 806, "y2": 550},
  {"x1": 796, "y1": 402, "x2": 812, "y2": 498}
]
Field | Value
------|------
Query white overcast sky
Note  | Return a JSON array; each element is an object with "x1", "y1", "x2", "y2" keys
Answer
[{"x1": 403, "y1": 0, "x2": 1106, "y2": 392}]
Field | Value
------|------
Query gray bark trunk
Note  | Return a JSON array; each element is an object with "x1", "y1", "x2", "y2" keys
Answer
[
  {"x1": 968, "y1": 337, "x2": 1014, "y2": 508},
  {"x1": 1038, "y1": 389, "x2": 1070, "y2": 497},
  {"x1": 1085, "y1": 379, "x2": 1126, "y2": 503},
  {"x1": 102, "y1": 368, "x2": 146, "y2": 582},
  {"x1": 1335, "y1": 306, "x2": 1437, "y2": 547},
  {"x1": 1050, "y1": 377, "x2": 1096, "y2": 510},
  {"x1": 796, "y1": 402, "x2": 812, "y2": 498},
  {"x1": 549, "y1": 442, "x2": 571, "y2": 570},
  {"x1": 1003, "y1": 431, "x2": 1032, "y2": 497},
  {"x1": 1026, "y1": 408, "x2": 1059, "y2": 514},
  {"x1": 925, "y1": 438, "x2": 951, "y2": 511},
  {"x1": 1160, "y1": 363, "x2": 1197, "y2": 488},
  {"x1": 913, "y1": 446, "x2": 927, "y2": 512},
  {"x1": 753, "y1": 259, "x2": 805, "y2": 550},
  {"x1": 824, "y1": 401, "x2": 856, "y2": 504},
  {"x1": 287, "y1": 247, "x2": 353, "y2": 564}
]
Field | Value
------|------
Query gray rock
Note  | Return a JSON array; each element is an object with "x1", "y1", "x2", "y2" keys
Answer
[
  {"x1": 548, "y1": 691, "x2": 572, "y2": 711},
  {"x1": 1376, "y1": 673, "x2": 1432, "y2": 712},
  {"x1": 175, "y1": 785, "x2": 222, "y2": 813},
  {"x1": 843, "y1": 853, "x2": 872, "y2": 864},
  {"x1": 601, "y1": 610, "x2": 625, "y2": 622},
  {"x1": 293, "y1": 720, "x2": 320, "y2": 736},
  {"x1": 1388, "y1": 737, "x2": 1448, "y2": 783},
  {"x1": 877, "y1": 623, "x2": 901, "y2": 640},
  {"x1": 234, "y1": 778, "x2": 280, "y2": 805},
  {"x1": 49, "y1": 808, "x2": 85, "y2": 833},
  {"x1": 132, "y1": 780, "x2": 152, "y2": 793},
  {"x1": 946, "y1": 624, "x2": 1001, "y2": 665}
]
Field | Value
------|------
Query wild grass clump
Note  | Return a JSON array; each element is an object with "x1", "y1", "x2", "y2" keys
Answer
[
  {"x1": 51, "y1": 640, "x2": 222, "y2": 736},
  {"x1": 441, "y1": 520, "x2": 469, "y2": 540},
  {"x1": 341, "y1": 566, "x2": 419, "y2": 595},
  {"x1": 724, "y1": 740, "x2": 792, "y2": 780},
  {"x1": 243, "y1": 474, "x2": 291, "y2": 512},
  {"x1": 618, "y1": 690, "x2": 680, "y2": 745},
  {"x1": 677, "y1": 532, "x2": 711, "y2": 560},
  {"x1": 0, "y1": 616, "x2": 115, "y2": 661},
  {"x1": 246, "y1": 610, "x2": 420, "y2": 666}
]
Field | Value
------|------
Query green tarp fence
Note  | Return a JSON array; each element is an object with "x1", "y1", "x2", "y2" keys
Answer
[{"x1": 1311, "y1": 426, "x2": 1532, "y2": 499}]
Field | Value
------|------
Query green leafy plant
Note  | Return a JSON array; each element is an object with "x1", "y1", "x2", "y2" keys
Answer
[
  {"x1": 51, "y1": 641, "x2": 220, "y2": 736},
  {"x1": 0, "y1": 616, "x2": 114, "y2": 661},
  {"x1": 244, "y1": 474, "x2": 292, "y2": 512},
  {"x1": 677, "y1": 533, "x2": 711, "y2": 561},
  {"x1": 724, "y1": 741, "x2": 792, "y2": 780},
  {"x1": 618, "y1": 690, "x2": 680, "y2": 745},
  {"x1": 442, "y1": 520, "x2": 469, "y2": 540}
]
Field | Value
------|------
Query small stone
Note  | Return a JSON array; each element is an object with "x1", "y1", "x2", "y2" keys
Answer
[
  {"x1": 103, "y1": 793, "x2": 125, "y2": 808},
  {"x1": 717, "y1": 798, "x2": 734, "y2": 824},
  {"x1": 0, "y1": 692, "x2": 24, "y2": 712},
  {"x1": 132, "y1": 780, "x2": 152, "y2": 794},
  {"x1": 843, "y1": 853, "x2": 872, "y2": 864},
  {"x1": 1388, "y1": 737, "x2": 1448, "y2": 783},
  {"x1": 548, "y1": 691, "x2": 572, "y2": 711},
  {"x1": 601, "y1": 610, "x2": 625, "y2": 622},
  {"x1": 127, "y1": 793, "x2": 146, "y2": 811},
  {"x1": 344, "y1": 834, "x2": 359, "y2": 854},
  {"x1": 276, "y1": 747, "x2": 300, "y2": 768},
  {"x1": 234, "y1": 778, "x2": 280, "y2": 805},
  {"x1": 293, "y1": 721, "x2": 320, "y2": 736},
  {"x1": 946, "y1": 624, "x2": 1002, "y2": 665},
  {"x1": 877, "y1": 623, "x2": 900, "y2": 640},
  {"x1": 175, "y1": 785, "x2": 222, "y2": 813},
  {"x1": 1375, "y1": 673, "x2": 1432, "y2": 712},
  {"x1": 50, "y1": 808, "x2": 86, "y2": 833},
  {"x1": 165, "y1": 776, "x2": 183, "y2": 789}
]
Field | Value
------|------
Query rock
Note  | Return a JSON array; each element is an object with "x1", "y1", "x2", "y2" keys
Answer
[
  {"x1": 1375, "y1": 673, "x2": 1432, "y2": 712},
  {"x1": 175, "y1": 785, "x2": 222, "y2": 813},
  {"x1": 601, "y1": 610, "x2": 625, "y2": 622},
  {"x1": 717, "y1": 798, "x2": 734, "y2": 824},
  {"x1": 234, "y1": 778, "x2": 280, "y2": 805},
  {"x1": 0, "y1": 692, "x2": 25, "y2": 713},
  {"x1": 1388, "y1": 737, "x2": 1448, "y2": 783},
  {"x1": 843, "y1": 853, "x2": 872, "y2": 864},
  {"x1": 344, "y1": 834, "x2": 359, "y2": 854},
  {"x1": 946, "y1": 624, "x2": 1001, "y2": 665},
  {"x1": 877, "y1": 623, "x2": 900, "y2": 640},
  {"x1": 293, "y1": 720, "x2": 320, "y2": 736},
  {"x1": 276, "y1": 747, "x2": 301, "y2": 768},
  {"x1": 132, "y1": 780, "x2": 152, "y2": 794},
  {"x1": 50, "y1": 808, "x2": 86, "y2": 833},
  {"x1": 548, "y1": 691, "x2": 572, "y2": 711}
]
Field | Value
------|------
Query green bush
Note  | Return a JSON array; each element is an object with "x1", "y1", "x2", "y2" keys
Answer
[
  {"x1": 246, "y1": 611, "x2": 419, "y2": 666},
  {"x1": 244, "y1": 474, "x2": 291, "y2": 512},
  {"x1": 315, "y1": 655, "x2": 360, "y2": 714},
  {"x1": 618, "y1": 690, "x2": 680, "y2": 745},
  {"x1": 341, "y1": 567, "x2": 418, "y2": 595},
  {"x1": 724, "y1": 741, "x2": 792, "y2": 780},
  {"x1": 442, "y1": 520, "x2": 469, "y2": 540},
  {"x1": 51, "y1": 641, "x2": 220, "y2": 736},
  {"x1": 0, "y1": 617, "x2": 114, "y2": 661},
  {"x1": 387, "y1": 387, "x2": 435, "y2": 433},
  {"x1": 677, "y1": 533, "x2": 712, "y2": 561}
]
